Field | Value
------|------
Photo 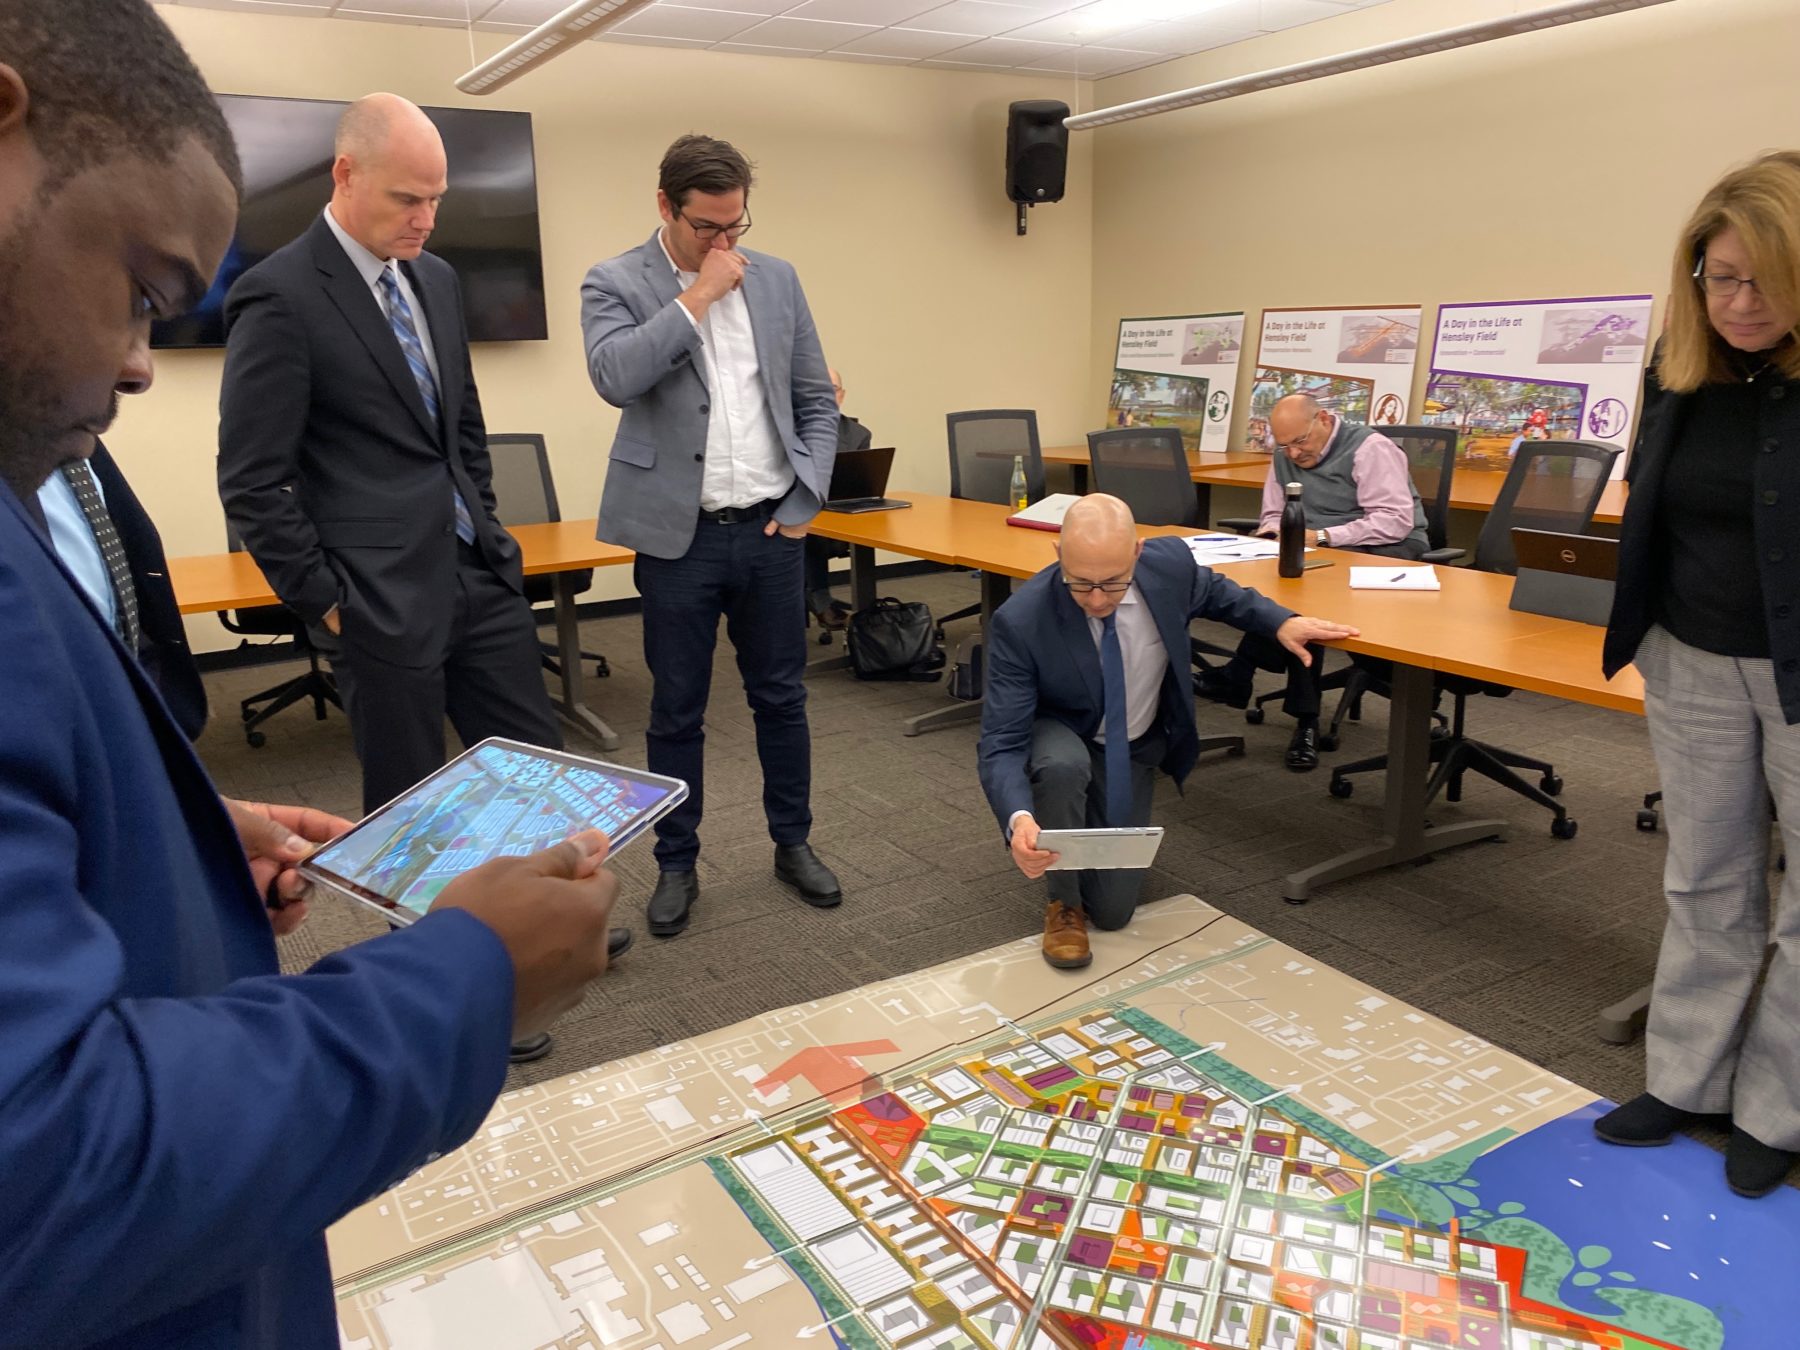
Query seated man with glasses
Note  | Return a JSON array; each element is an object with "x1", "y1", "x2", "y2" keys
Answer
[
  {"x1": 978, "y1": 494, "x2": 1356, "y2": 969},
  {"x1": 1198, "y1": 392, "x2": 1428, "y2": 772}
]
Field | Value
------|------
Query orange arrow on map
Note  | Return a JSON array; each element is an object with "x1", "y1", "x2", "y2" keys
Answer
[{"x1": 753, "y1": 1040, "x2": 901, "y2": 1107}]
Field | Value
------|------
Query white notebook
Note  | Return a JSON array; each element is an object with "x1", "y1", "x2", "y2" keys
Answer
[
  {"x1": 1005, "y1": 492, "x2": 1082, "y2": 530},
  {"x1": 1349, "y1": 565, "x2": 1441, "y2": 591}
]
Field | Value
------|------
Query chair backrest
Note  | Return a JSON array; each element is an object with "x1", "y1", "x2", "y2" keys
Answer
[
  {"x1": 1379, "y1": 424, "x2": 1457, "y2": 552},
  {"x1": 1084, "y1": 427, "x2": 1197, "y2": 527},
  {"x1": 486, "y1": 432, "x2": 558, "y2": 526},
  {"x1": 1473, "y1": 439, "x2": 1621, "y2": 574},
  {"x1": 946, "y1": 409, "x2": 1046, "y2": 506},
  {"x1": 221, "y1": 524, "x2": 302, "y2": 638}
]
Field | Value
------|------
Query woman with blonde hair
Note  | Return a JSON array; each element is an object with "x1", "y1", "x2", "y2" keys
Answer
[{"x1": 1599, "y1": 150, "x2": 1800, "y2": 1197}]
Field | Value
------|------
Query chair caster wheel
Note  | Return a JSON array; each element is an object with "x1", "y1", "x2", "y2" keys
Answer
[
  {"x1": 1551, "y1": 816, "x2": 1578, "y2": 840},
  {"x1": 1540, "y1": 773, "x2": 1563, "y2": 796},
  {"x1": 1328, "y1": 777, "x2": 1353, "y2": 799},
  {"x1": 595, "y1": 659, "x2": 611, "y2": 678},
  {"x1": 245, "y1": 730, "x2": 266, "y2": 749},
  {"x1": 1635, "y1": 809, "x2": 1659, "y2": 832},
  {"x1": 817, "y1": 631, "x2": 832, "y2": 646},
  {"x1": 1244, "y1": 707, "x2": 1265, "y2": 725},
  {"x1": 1318, "y1": 733, "x2": 1338, "y2": 753}
]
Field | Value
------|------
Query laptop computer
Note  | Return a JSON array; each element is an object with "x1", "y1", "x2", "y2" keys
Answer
[
  {"x1": 1508, "y1": 528, "x2": 1620, "y2": 626},
  {"x1": 824, "y1": 447, "x2": 910, "y2": 513}
]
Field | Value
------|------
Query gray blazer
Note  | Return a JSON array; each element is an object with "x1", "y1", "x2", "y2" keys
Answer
[{"x1": 580, "y1": 231, "x2": 840, "y2": 559}]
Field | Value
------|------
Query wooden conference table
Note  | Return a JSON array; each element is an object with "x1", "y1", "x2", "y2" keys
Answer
[{"x1": 166, "y1": 521, "x2": 633, "y2": 751}]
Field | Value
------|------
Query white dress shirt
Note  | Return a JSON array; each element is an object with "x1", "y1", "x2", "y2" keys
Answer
[
  {"x1": 37, "y1": 463, "x2": 116, "y2": 629},
  {"x1": 1087, "y1": 584, "x2": 1166, "y2": 744},
  {"x1": 659, "y1": 231, "x2": 793, "y2": 511},
  {"x1": 322, "y1": 205, "x2": 442, "y2": 390}
]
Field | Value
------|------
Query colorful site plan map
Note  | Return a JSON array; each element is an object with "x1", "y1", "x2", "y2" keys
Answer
[{"x1": 331, "y1": 897, "x2": 1797, "y2": 1350}]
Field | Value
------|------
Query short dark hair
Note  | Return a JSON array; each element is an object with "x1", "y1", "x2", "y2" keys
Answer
[
  {"x1": 0, "y1": 0, "x2": 242, "y2": 197},
  {"x1": 658, "y1": 134, "x2": 752, "y2": 212}
]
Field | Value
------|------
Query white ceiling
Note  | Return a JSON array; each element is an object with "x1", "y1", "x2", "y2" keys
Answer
[{"x1": 165, "y1": 0, "x2": 1397, "y2": 80}]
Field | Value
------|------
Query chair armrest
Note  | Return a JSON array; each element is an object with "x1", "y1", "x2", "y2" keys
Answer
[
  {"x1": 1215, "y1": 517, "x2": 1262, "y2": 536},
  {"x1": 1421, "y1": 547, "x2": 1467, "y2": 566}
]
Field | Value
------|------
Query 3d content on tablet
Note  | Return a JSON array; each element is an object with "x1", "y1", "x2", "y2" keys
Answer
[
  {"x1": 1039, "y1": 826, "x2": 1164, "y2": 871},
  {"x1": 299, "y1": 738, "x2": 687, "y2": 924}
]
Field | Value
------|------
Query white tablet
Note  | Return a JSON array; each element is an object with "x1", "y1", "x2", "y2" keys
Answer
[
  {"x1": 298, "y1": 738, "x2": 687, "y2": 925},
  {"x1": 1039, "y1": 827, "x2": 1164, "y2": 871}
]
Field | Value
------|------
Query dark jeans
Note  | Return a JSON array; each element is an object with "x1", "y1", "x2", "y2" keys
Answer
[
  {"x1": 804, "y1": 535, "x2": 849, "y2": 615},
  {"x1": 316, "y1": 545, "x2": 562, "y2": 816},
  {"x1": 1028, "y1": 718, "x2": 1164, "y2": 930},
  {"x1": 1221, "y1": 535, "x2": 1425, "y2": 720},
  {"x1": 636, "y1": 510, "x2": 811, "y2": 870}
]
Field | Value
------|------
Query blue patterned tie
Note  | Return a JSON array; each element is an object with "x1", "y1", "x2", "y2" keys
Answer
[
  {"x1": 377, "y1": 265, "x2": 474, "y2": 545},
  {"x1": 1100, "y1": 613, "x2": 1132, "y2": 827}
]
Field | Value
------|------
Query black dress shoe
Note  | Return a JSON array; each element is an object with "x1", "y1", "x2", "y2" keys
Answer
[
  {"x1": 1195, "y1": 668, "x2": 1252, "y2": 710},
  {"x1": 608, "y1": 927, "x2": 633, "y2": 961},
  {"x1": 1593, "y1": 1092, "x2": 1704, "y2": 1147},
  {"x1": 647, "y1": 870, "x2": 699, "y2": 938},
  {"x1": 774, "y1": 843, "x2": 842, "y2": 907},
  {"x1": 1285, "y1": 721, "x2": 1320, "y2": 772},
  {"x1": 509, "y1": 1033, "x2": 553, "y2": 1064},
  {"x1": 1726, "y1": 1126, "x2": 1798, "y2": 1197}
]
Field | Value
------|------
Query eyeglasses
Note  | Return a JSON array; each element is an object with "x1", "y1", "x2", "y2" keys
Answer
[
  {"x1": 1062, "y1": 574, "x2": 1133, "y2": 595},
  {"x1": 1274, "y1": 422, "x2": 1319, "y2": 453},
  {"x1": 679, "y1": 209, "x2": 752, "y2": 243},
  {"x1": 1693, "y1": 258, "x2": 1759, "y2": 298}
]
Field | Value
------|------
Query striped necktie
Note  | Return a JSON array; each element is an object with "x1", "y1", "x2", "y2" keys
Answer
[
  {"x1": 59, "y1": 461, "x2": 140, "y2": 652},
  {"x1": 376, "y1": 265, "x2": 475, "y2": 545}
]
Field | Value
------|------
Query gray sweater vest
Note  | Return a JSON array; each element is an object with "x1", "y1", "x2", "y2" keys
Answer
[{"x1": 1273, "y1": 420, "x2": 1428, "y2": 549}]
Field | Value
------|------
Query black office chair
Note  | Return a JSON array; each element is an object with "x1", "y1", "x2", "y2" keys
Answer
[
  {"x1": 219, "y1": 531, "x2": 341, "y2": 749},
  {"x1": 942, "y1": 410, "x2": 1046, "y2": 629},
  {"x1": 487, "y1": 432, "x2": 609, "y2": 680},
  {"x1": 1086, "y1": 427, "x2": 1245, "y2": 762},
  {"x1": 1327, "y1": 439, "x2": 1622, "y2": 837}
]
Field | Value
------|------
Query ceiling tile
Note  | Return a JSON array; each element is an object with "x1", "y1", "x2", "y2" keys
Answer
[
  {"x1": 595, "y1": 29, "x2": 719, "y2": 45},
  {"x1": 783, "y1": 0, "x2": 942, "y2": 22},
  {"x1": 173, "y1": 0, "x2": 335, "y2": 14},
  {"x1": 1022, "y1": 43, "x2": 1158, "y2": 73},
  {"x1": 908, "y1": 0, "x2": 1051, "y2": 38},
  {"x1": 915, "y1": 56, "x2": 1028, "y2": 70},
  {"x1": 1001, "y1": 10, "x2": 1142, "y2": 42},
  {"x1": 474, "y1": 0, "x2": 603, "y2": 22},
  {"x1": 728, "y1": 15, "x2": 877, "y2": 47},
  {"x1": 655, "y1": 0, "x2": 787, "y2": 12},
  {"x1": 331, "y1": 0, "x2": 480, "y2": 16},
  {"x1": 837, "y1": 25, "x2": 972, "y2": 58},
  {"x1": 611, "y1": 4, "x2": 762, "y2": 39},
  {"x1": 816, "y1": 49, "x2": 919, "y2": 62},
  {"x1": 940, "y1": 34, "x2": 1076, "y2": 63},
  {"x1": 332, "y1": 5, "x2": 471, "y2": 27},
  {"x1": 1254, "y1": 0, "x2": 1357, "y2": 28},
  {"x1": 711, "y1": 38, "x2": 828, "y2": 53}
]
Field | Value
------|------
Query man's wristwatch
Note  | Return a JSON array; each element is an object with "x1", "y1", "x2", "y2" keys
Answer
[{"x1": 1315, "y1": 529, "x2": 1328, "y2": 548}]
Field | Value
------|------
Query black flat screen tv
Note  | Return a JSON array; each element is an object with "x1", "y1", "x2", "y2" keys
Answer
[{"x1": 152, "y1": 93, "x2": 547, "y2": 348}]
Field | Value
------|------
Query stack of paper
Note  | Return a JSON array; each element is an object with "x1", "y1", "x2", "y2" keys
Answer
[
  {"x1": 1184, "y1": 534, "x2": 1282, "y2": 565},
  {"x1": 1349, "y1": 566, "x2": 1440, "y2": 591}
]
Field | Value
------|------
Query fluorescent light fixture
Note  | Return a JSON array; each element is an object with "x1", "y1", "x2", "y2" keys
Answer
[
  {"x1": 1064, "y1": 0, "x2": 1677, "y2": 130},
  {"x1": 455, "y1": 0, "x2": 657, "y2": 95}
]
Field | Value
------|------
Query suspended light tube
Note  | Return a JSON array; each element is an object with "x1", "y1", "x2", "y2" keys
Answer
[{"x1": 455, "y1": 0, "x2": 657, "y2": 96}]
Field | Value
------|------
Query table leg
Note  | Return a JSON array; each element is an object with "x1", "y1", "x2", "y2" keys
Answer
[
  {"x1": 1282, "y1": 662, "x2": 1507, "y2": 902},
  {"x1": 806, "y1": 543, "x2": 874, "y2": 677},
  {"x1": 1598, "y1": 983, "x2": 1650, "y2": 1044},
  {"x1": 1071, "y1": 464, "x2": 1089, "y2": 495},
  {"x1": 903, "y1": 570, "x2": 1009, "y2": 737},
  {"x1": 548, "y1": 570, "x2": 620, "y2": 751}
]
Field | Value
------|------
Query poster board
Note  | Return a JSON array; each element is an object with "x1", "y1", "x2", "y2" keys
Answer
[
  {"x1": 1426, "y1": 294, "x2": 1654, "y2": 479},
  {"x1": 1110, "y1": 312, "x2": 1245, "y2": 455},
  {"x1": 1249, "y1": 305, "x2": 1423, "y2": 451}
]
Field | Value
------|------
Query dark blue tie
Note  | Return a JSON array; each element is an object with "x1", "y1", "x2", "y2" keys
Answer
[
  {"x1": 377, "y1": 266, "x2": 475, "y2": 545},
  {"x1": 1100, "y1": 613, "x2": 1132, "y2": 827}
]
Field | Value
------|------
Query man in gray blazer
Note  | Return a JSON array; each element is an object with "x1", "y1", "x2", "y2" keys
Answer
[{"x1": 581, "y1": 135, "x2": 843, "y2": 936}]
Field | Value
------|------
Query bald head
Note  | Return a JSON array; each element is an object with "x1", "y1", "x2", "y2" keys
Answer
[
  {"x1": 329, "y1": 93, "x2": 447, "y2": 262},
  {"x1": 1058, "y1": 495, "x2": 1142, "y2": 619},
  {"x1": 1269, "y1": 393, "x2": 1330, "y2": 467},
  {"x1": 828, "y1": 365, "x2": 845, "y2": 407}
]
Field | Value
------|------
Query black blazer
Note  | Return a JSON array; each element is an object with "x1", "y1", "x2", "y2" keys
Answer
[
  {"x1": 1603, "y1": 362, "x2": 1800, "y2": 725},
  {"x1": 217, "y1": 214, "x2": 522, "y2": 668},
  {"x1": 89, "y1": 443, "x2": 208, "y2": 741}
]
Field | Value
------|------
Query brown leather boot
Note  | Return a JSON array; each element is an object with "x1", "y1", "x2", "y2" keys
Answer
[{"x1": 1042, "y1": 902, "x2": 1092, "y2": 969}]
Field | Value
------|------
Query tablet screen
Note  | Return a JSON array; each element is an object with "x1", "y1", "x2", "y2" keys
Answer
[{"x1": 300, "y1": 739, "x2": 686, "y2": 921}]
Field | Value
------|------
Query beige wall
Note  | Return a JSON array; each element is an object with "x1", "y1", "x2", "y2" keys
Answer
[
  {"x1": 142, "y1": 5, "x2": 1094, "y2": 651},
  {"x1": 1087, "y1": 0, "x2": 1800, "y2": 447}
]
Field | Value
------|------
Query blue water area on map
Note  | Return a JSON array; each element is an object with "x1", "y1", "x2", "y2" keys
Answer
[{"x1": 1454, "y1": 1102, "x2": 1800, "y2": 1337}]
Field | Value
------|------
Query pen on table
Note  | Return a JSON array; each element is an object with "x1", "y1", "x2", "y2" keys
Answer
[{"x1": 1391, "y1": 572, "x2": 1408, "y2": 582}]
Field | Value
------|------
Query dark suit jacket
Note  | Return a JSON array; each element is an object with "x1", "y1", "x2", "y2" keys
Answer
[
  {"x1": 1603, "y1": 359, "x2": 1800, "y2": 724},
  {"x1": 88, "y1": 441, "x2": 208, "y2": 740},
  {"x1": 838, "y1": 413, "x2": 873, "y2": 455},
  {"x1": 218, "y1": 213, "x2": 523, "y2": 668},
  {"x1": 0, "y1": 480, "x2": 512, "y2": 1349},
  {"x1": 978, "y1": 535, "x2": 1294, "y2": 833}
]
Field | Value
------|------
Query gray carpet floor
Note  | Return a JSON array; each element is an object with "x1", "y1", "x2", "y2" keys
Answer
[{"x1": 199, "y1": 571, "x2": 1690, "y2": 1111}]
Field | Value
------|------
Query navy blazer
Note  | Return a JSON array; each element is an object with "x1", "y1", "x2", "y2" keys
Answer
[
  {"x1": 979, "y1": 536, "x2": 1293, "y2": 833},
  {"x1": 1603, "y1": 362, "x2": 1800, "y2": 725},
  {"x1": 0, "y1": 481, "x2": 514, "y2": 1348}
]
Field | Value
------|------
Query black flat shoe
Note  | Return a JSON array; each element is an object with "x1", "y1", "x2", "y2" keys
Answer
[
  {"x1": 607, "y1": 927, "x2": 633, "y2": 961},
  {"x1": 508, "y1": 1033, "x2": 553, "y2": 1064},
  {"x1": 1195, "y1": 668, "x2": 1252, "y2": 710},
  {"x1": 1285, "y1": 721, "x2": 1320, "y2": 772},
  {"x1": 1593, "y1": 1093, "x2": 1706, "y2": 1147},
  {"x1": 1726, "y1": 1126, "x2": 1798, "y2": 1198},
  {"x1": 647, "y1": 870, "x2": 699, "y2": 937},
  {"x1": 774, "y1": 843, "x2": 842, "y2": 907}
]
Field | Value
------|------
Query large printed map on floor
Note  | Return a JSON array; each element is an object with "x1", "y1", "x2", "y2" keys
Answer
[{"x1": 332, "y1": 898, "x2": 1795, "y2": 1350}]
